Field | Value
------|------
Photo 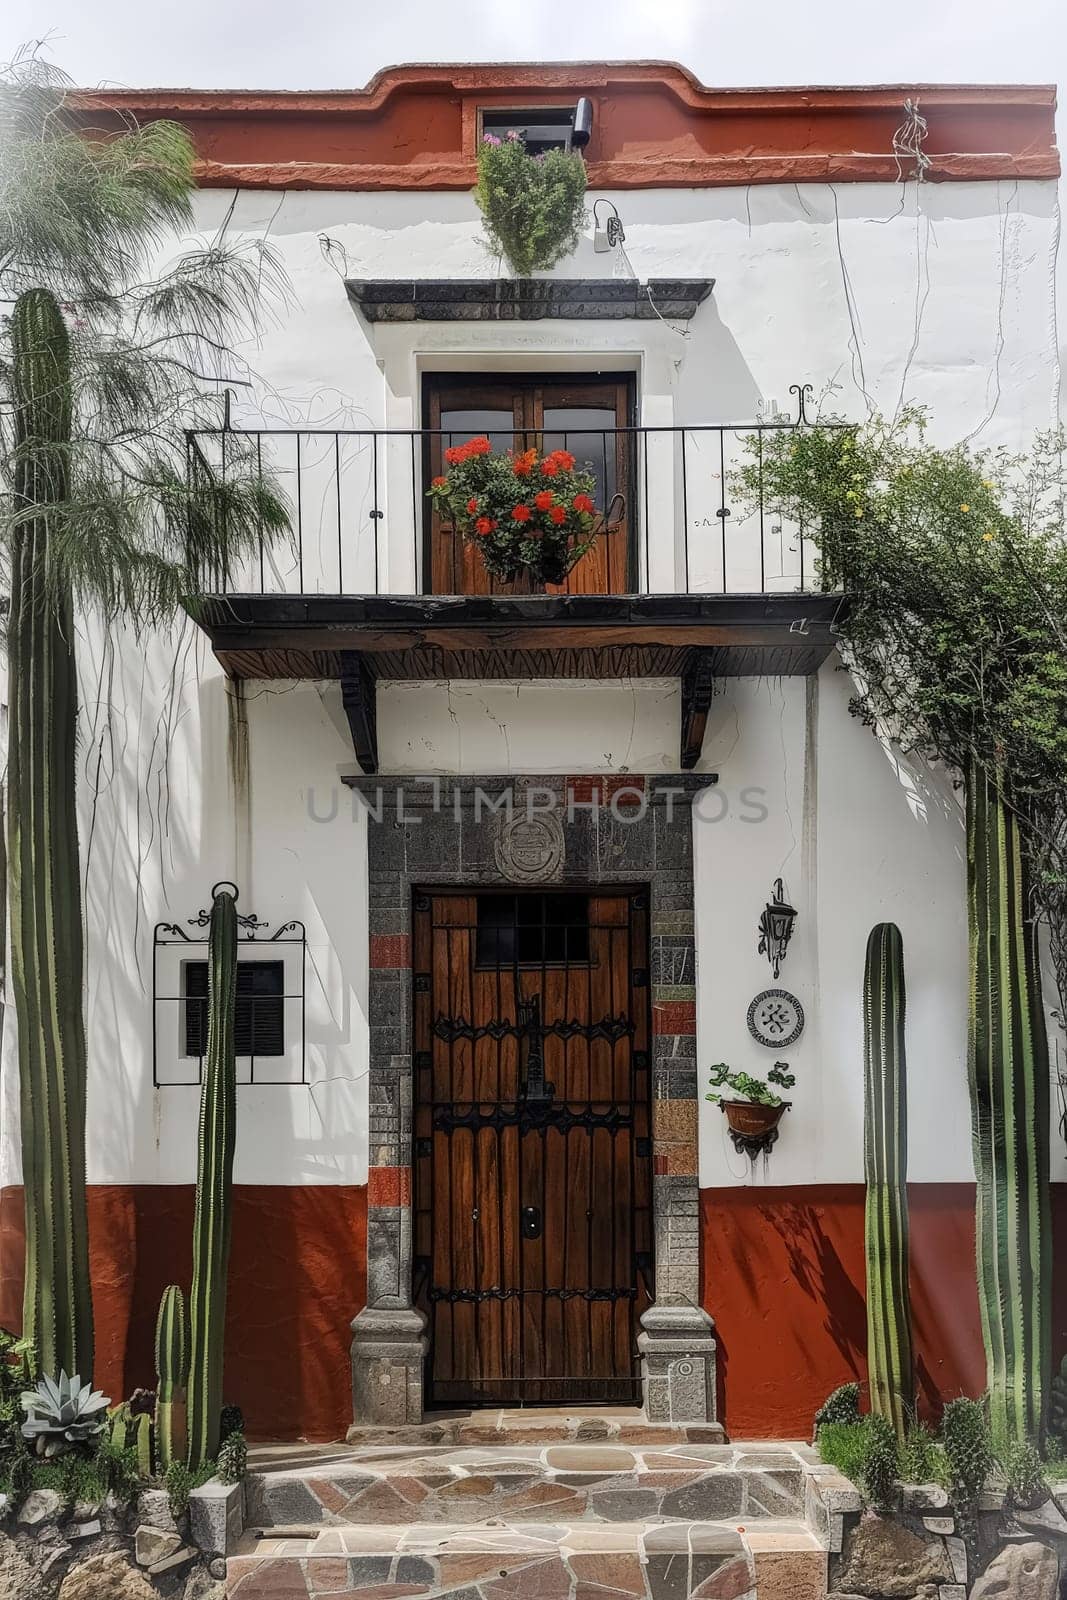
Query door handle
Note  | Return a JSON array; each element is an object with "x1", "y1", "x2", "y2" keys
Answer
[{"x1": 521, "y1": 1206, "x2": 543, "y2": 1240}]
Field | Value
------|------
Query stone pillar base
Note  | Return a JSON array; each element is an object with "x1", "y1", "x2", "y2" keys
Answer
[
  {"x1": 349, "y1": 1305, "x2": 428, "y2": 1428},
  {"x1": 638, "y1": 1303, "x2": 724, "y2": 1432}
]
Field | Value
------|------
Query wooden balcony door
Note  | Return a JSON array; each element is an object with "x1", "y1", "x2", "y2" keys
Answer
[
  {"x1": 412, "y1": 889, "x2": 652, "y2": 1406},
  {"x1": 424, "y1": 374, "x2": 635, "y2": 595}
]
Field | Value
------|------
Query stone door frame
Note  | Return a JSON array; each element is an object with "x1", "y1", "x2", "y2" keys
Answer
[{"x1": 345, "y1": 773, "x2": 721, "y2": 1433}]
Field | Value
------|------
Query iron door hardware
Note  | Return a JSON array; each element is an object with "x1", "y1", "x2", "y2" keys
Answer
[
  {"x1": 518, "y1": 996, "x2": 554, "y2": 1103},
  {"x1": 522, "y1": 1206, "x2": 543, "y2": 1240}
]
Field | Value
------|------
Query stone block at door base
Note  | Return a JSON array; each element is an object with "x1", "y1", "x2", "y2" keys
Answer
[
  {"x1": 638, "y1": 1302, "x2": 722, "y2": 1431},
  {"x1": 349, "y1": 1305, "x2": 428, "y2": 1427}
]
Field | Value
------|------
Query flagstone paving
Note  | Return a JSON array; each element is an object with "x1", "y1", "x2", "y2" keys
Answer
[
  {"x1": 245, "y1": 1441, "x2": 813, "y2": 1528},
  {"x1": 231, "y1": 1430, "x2": 829, "y2": 1598}
]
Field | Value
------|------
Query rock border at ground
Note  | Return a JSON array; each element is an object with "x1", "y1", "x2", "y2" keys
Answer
[
  {"x1": 809, "y1": 1467, "x2": 1067, "y2": 1600},
  {"x1": 0, "y1": 1475, "x2": 242, "y2": 1600}
]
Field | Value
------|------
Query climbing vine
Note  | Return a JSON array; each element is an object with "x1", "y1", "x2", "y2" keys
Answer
[{"x1": 738, "y1": 408, "x2": 1067, "y2": 1027}]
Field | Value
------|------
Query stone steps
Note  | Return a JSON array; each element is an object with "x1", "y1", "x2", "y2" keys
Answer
[
  {"x1": 246, "y1": 1441, "x2": 810, "y2": 1528},
  {"x1": 340, "y1": 1409, "x2": 727, "y2": 1449},
  {"x1": 226, "y1": 1516, "x2": 827, "y2": 1599}
]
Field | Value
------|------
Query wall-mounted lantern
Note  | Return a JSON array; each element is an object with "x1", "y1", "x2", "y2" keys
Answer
[{"x1": 758, "y1": 878, "x2": 797, "y2": 979}]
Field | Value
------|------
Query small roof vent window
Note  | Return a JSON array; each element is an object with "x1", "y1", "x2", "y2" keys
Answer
[{"x1": 480, "y1": 105, "x2": 585, "y2": 155}]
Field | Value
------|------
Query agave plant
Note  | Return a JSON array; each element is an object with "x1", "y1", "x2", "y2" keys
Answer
[{"x1": 21, "y1": 1371, "x2": 110, "y2": 1458}]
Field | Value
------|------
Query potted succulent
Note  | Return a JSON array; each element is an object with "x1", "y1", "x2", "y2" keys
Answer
[
  {"x1": 474, "y1": 129, "x2": 587, "y2": 277},
  {"x1": 429, "y1": 435, "x2": 603, "y2": 585},
  {"x1": 706, "y1": 1061, "x2": 795, "y2": 1157}
]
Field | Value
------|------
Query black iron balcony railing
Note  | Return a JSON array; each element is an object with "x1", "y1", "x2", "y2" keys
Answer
[{"x1": 186, "y1": 384, "x2": 835, "y2": 599}]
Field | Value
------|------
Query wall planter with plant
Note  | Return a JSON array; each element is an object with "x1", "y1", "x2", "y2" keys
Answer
[
  {"x1": 474, "y1": 129, "x2": 587, "y2": 277},
  {"x1": 706, "y1": 1061, "x2": 795, "y2": 1158},
  {"x1": 429, "y1": 435, "x2": 606, "y2": 585}
]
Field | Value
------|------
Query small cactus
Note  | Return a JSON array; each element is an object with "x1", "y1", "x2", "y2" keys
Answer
[
  {"x1": 860, "y1": 1413, "x2": 900, "y2": 1511},
  {"x1": 154, "y1": 1286, "x2": 190, "y2": 1470},
  {"x1": 216, "y1": 1429, "x2": 247, "y2": 1484},
  {"x1": 942, "y1": 1396, "x2": 993, "y2": 1519}
]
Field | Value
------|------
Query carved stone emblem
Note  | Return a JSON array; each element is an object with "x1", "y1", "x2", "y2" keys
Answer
[{"x1": 494, "y1": 812, "x2": 565, "y2": 883}]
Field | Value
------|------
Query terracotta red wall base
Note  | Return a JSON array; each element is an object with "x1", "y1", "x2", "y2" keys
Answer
[
  {"x1": 0, "y1": 1185, "x2": 367, "y2": 1443},
  {"x1": 701, "y1": 1183, "x2": 1067, "y2": 1439},
  {"x1": 5, "y1": 1180, "x2": 1066, "y2": 1442}
]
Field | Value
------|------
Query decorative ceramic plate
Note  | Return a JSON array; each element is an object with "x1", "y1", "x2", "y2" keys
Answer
[{"x1": 747, "y1": 988, "x2": 805, "y2": 1048}]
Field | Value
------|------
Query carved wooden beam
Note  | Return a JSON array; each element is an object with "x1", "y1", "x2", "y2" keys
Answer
[
  {"x1": 340, "y1": 651, "x2": 379, "y2": 774},
  {"x1": 680, "y1": 649, "x2": 716, "y2": 770}
]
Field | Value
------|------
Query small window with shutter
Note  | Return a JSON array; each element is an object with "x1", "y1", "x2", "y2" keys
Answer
[{"x1": 181, "y1": 959, "x2": 286, "y2": 1059}]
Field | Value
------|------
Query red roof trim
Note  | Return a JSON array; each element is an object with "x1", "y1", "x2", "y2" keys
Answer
[{"x1": 65, "y1": 63, "x2": 1059, "y2": 189}]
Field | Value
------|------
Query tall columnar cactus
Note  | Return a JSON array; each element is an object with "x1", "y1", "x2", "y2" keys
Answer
[
  {"x1": 967, "y1": 763, "x2": 1051, "y2": 1448},
  {"x1": 863, "y1": 922, "x2": 914, "y2": 1440},
  {"x1": 8, "y1": 288, "x2": 94, "y2": 1379},
  {"x1": 186, "y1": 888, "x2": 238, "y2": 1467},
  {"x1": 155, "y1": 1285, "x2": 190, "y2": 1469}
]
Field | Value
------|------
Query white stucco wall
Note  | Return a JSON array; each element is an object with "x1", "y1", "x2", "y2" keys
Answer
[{"x1": 2, "y1": 171, "x2": 1062, "y2": 1196}]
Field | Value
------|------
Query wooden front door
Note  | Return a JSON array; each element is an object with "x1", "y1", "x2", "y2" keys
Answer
[
  {"x1": 424, "y1": 374, "x2": 635, "y2": 595},
  {"x1": 412, "y1": 889, "x2": 652, "y2": 1407}
]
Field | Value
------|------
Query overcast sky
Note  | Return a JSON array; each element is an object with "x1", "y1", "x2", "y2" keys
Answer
[{"x1": 3, "y1": 0, "x2": 1066, "y2": 94}]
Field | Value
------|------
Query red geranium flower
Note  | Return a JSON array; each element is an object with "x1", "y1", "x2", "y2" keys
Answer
[
  {"x1": 444, "y1": 446, "x2": 462, "y2": 464},
  {"x1": 431, "y1": 475, "x2": 448, "y2": 488},
  {"x1": 474, "y1": 516, "x2": 495, "y2": 536},
  {"x1": 534, "y1": 490, "x2": 555, "y2": 511},
  {"x1": 540, "y1": 458, "x2": 559, "y2": 476},
  {"x1": 466, "y1": 436, "x2": 491, "y2": 456},
  {"x1": 467, "y1": 497, "x2": 479, "y2": 514},
  {"x1": 512, "y1": 449, "x2": 537, "y2": 477},
  {"x1": 548, "y1": 449, "x2": 575, "y2": 471},
  {"x1": 512, "y1": 504, "x2": 532, "y2": 522},
  {"x1": 572, "y1": 493, "x2": 595, "y2": 515},
  {"x1": 549, "y1": 505, "x2": 567, "y2": 525}
]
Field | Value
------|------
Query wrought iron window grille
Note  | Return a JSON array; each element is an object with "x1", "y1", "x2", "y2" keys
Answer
[{"x1": 152, "y1": 881, "x2": 306, "y2": 1087}]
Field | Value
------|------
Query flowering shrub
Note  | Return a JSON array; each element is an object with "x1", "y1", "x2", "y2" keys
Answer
[
  {"x1": 474, "y1": 130, "x2": 587, "y2": 276},
  {"x1": 429, "y1": 436, "x2": 600, "y2": 584}
]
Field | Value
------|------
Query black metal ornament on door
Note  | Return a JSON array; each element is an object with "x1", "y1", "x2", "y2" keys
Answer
[{"x1": 412, "y1": 889, "x2": 653, "y2": 1407}]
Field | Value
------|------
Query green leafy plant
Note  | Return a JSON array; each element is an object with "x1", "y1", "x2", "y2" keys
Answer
[
  {"x1": 21, "y1": 1372, "x2": 110, "y2": 1458},
  {"x1": 164, "y1": 1458, "x2": 193, "y2": 1518},
  {"x1": 474, "y1": 129, "x2": 587, "y2": 276},
  {"x1": 863, "y1": 923, "x2": 914, "y2": 1440},
  {"x1": 164, "y1": 1456, "x2": 215, "y2": 1519},
  {"x1": 93, "y1": 1435, "x2": 142, "y2": 1503},
  {"x1": 816, "y1": 1419, "x2": 871, "y2": 1484},
  {"x1": 816, "y1": 1413, "x2": 901, "y2": 1509},
  {"x1": 428, "y1": 438, "x2": 601, "y2": 585},
  {"x1": 9, "y1": 1446, "x2": 33, "y2": 1503},
  {"x1": 1003, "y1": 1439, "x2": 1049, "y2": 1510},
  {"x1": 706, "y1": 1060, "x2": 795, "y2": 1107},
  {"x1": 216, "y1": 1429, "x2": 247, "y2": 1484},
  {"x1": 814, "y1": 1382, "x2": 862, "y2": 1434},
  {"x1": 900, "y1": 1421, "x2": 949, "y2": 1487}
]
